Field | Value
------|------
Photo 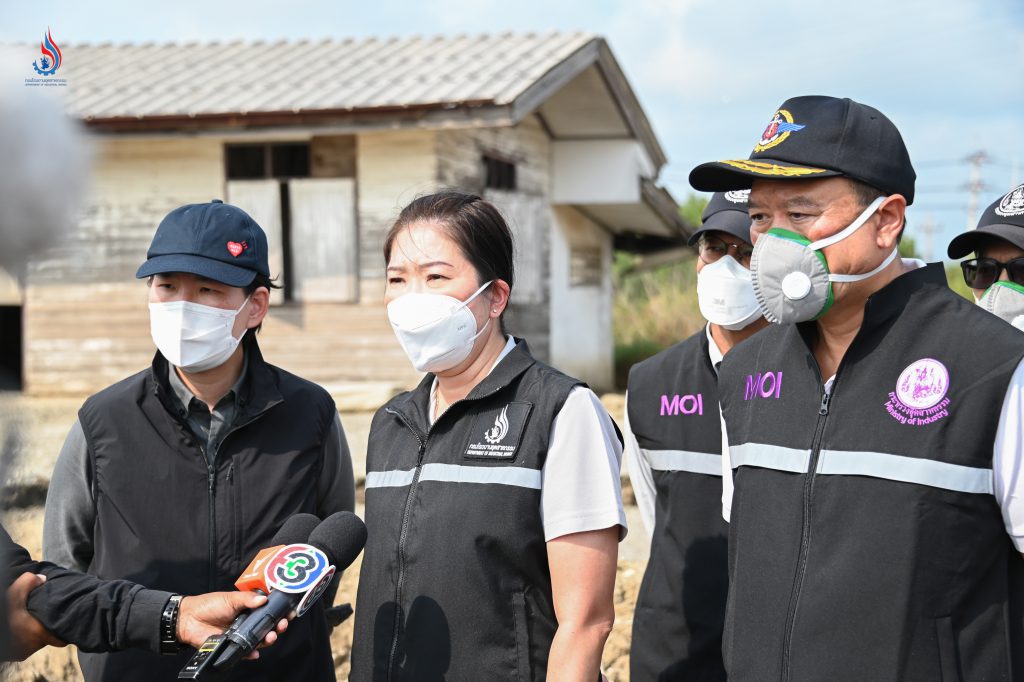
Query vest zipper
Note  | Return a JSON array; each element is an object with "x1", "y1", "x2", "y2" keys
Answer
[
  {"x1": 203, "y1": 411, "x2": 267, "y2": 591},
  {"x1": 383, "y1": 409, "x2": 427, "y2": 682},
  {"x1": 164, "y1": 391, "x2": 276, "y2": 594},
  {"x1": 780, "y1": 382, "x2": 833, "y2": 681},
  {"x1": 207, "y1": 462, "x2": 217, "y2": 591}
]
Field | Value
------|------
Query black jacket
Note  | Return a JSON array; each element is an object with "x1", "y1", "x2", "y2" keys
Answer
[
  {"x1": 71, "y1": 337, "x2": 344, "y2": 682},
  {"x1": 627, "y1": 330, "x2": 728, "y2": 682},
  {"x1": 718, "y1": 264, "x2": 1024, "y2": 681},
  {"x1": 351, "y1": 340, "x2": 584, "y2": 681},
  {"x1": 2, "y1": 524, "x2": 170, "y2": 660}
]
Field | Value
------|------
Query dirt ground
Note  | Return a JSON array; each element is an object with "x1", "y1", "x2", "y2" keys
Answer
[{"x1": 1, "y1": 505, "x2": 645, "y2": 682}]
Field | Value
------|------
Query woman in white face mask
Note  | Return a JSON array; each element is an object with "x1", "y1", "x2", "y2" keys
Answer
[{"x1": 353, "y1": 190, "x2": 626, "y2": 681}]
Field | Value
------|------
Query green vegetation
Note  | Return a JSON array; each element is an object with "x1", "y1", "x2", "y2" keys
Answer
[
  {"x1": 613, "y1": 250, "x2": 704, "y2": 386},
  {"x1": 944, "y1": 262, "x2": 974, "y2": 300},
  {"x1": 901, "y1": 233, "x2": 974, "y2": 300},
  {"x1": 612, "y1": 194, "x2": 708, "y2": 387},
  {"x1": 678, "y1": 194, "x2": 707, "y2": 229},
  {"x1": 898, "y1": 235, "x2": 918, "y2": 259}
]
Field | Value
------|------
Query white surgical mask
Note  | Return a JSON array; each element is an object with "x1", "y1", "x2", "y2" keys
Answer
[
  {"x1": 750, "y1": 196, "x2": 897, "y2": 323},
  {"x1": 697, "y1": 255, "x2": 762, "y2": 330},
  {"x1": 387, "y1": 281, "x2": 493, "y2": 373},
  {"x1": 979, "y1": 281, "x2": 1024, "y2": 331},
  {"x1": 149, "y1": 297, "x2": 250, "y2": 373}
]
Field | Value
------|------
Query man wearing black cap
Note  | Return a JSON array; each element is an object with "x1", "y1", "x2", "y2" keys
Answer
[
  {"x1": 948, "y1": 183, "x2": 1024, "y2": 330},
  {"x1": 624, "y1": 190, "x2": 765, "y2": 681},
  {"x1": 689, "y1": 96, "x2": 1024, "y2": 680},
  {"x1": 43, "y1": 200, "x2": 355, "y2": 681}
]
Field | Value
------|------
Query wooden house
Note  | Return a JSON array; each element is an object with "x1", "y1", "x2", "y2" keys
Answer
[{"x1": 6, "y1": 32, "x2": 688, "y2": 396}]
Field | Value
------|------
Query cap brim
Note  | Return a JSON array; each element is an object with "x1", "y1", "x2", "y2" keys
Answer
[
  {"x1": 947, "y1": 224, "x2": 1024, "y2": 259},
  {"x1": 136, "y1": 254, "x2": 258, "y2": 287},
  {"x1": 689, "y1": 158, "x2": 842, "y2": 192},
  {"x1": 687, "y1": 209, "x2": 754, "y2": 246}
]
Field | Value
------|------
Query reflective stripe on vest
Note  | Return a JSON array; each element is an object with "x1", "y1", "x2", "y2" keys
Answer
[
  {"x1": 730, "y1": 443, "x2": 811, "y2": 473},
  {"x1": 643, "y1": 448, "x2": 722, "y2": 476},
  {"x1": 730, "y1": 442, "x2": 993, "y2": 494},
  {"x1": 366, "y1": 462, "x2": 542, "y2": 490},
  {"x1": 815, "y1": 449, "x2": 993, "y2": 494}
]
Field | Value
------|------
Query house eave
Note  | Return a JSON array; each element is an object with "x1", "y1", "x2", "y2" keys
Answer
[{"x1": 79, "y1": 37, "x2": 669, "y2": 173}]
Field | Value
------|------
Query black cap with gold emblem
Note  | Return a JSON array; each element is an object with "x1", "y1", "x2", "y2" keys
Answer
[{"x1": 688, "y1": 96, "x2": 917, "y2": 205}]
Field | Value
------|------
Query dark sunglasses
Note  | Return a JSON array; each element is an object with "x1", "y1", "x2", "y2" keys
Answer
[
  {"x1": 697, "y1": 235, "x2": 754, "y2": 267},
  {"x1": 960, "y1": 257, "x2": 1024, "y2": 289}
]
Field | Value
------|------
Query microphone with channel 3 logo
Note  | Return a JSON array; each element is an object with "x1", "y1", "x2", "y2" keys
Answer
[
  {"x1": 178, "y1": 511, "x2": 367, "y2": 678},
  {"x1": 176, "y1": 512, "x2": 319, "y2": 678}
]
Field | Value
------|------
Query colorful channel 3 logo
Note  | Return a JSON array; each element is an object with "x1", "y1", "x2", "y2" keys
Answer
[{"x1": 32, "y1": 28, "x2": 63, "y2": 76}]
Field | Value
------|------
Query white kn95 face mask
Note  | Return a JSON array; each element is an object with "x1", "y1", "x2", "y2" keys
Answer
[
  {"x1": 149, "y1": 297, "x2": 250, "y2": 373},
  {"x1": 387, "y1": 281, "x2": 493, "y2": 373}
]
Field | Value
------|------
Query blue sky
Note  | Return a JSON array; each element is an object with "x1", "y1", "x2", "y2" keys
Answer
[{"x1": 4, "y1": 0, "x2": 1023, "y2": 261}]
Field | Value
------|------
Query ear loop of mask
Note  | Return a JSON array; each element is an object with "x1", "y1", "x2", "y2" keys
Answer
[
  {"x1": 460, "y1": 280, "x2": 494, "y2": 309},
  {"x1": 828, "y1": 248, "x2": 900, "y2": 283},
  {"x1": 806, "y1": 196, "x2": 887, "y2": 252},
  {"x1": 802, "y1": 196, "x2": 899, "y2": 284},
  {"x1": 461, "y1": 280, "x2": 494, "y2": 343}
]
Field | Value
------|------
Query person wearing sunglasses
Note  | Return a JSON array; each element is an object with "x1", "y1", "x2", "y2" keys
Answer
[
  {"x1": 948, "y1": 183, "x2": 1024, "y2": 331},
  {"x1": 623, "y1": 190, "x2": 767, "y2": 681}
]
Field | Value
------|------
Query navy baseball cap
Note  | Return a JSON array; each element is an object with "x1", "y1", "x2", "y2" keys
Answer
[
  {"x1": 136, "y1": 200, "x2": 270, "y2": 287},
  {"x1": 689, "y1": 96, "x2": 917, "y2": 205},
  {"x1": 688, "y1": 190, "x2": 753, "y2": 246},
  {"x1": 948, "y1": 183, "x2": 1024, "y2": 258}
]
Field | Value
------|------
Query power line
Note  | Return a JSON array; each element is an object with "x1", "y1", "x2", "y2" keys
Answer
[
  {"x1": 919, "y1": 214, "x2": 937, "y2": 262},
  {"x1": 964, "y1": 151, "x2": 988, "y2": 230},
  {"x1": 915, "y1": 159, "x2": 964, "y2": 169}
]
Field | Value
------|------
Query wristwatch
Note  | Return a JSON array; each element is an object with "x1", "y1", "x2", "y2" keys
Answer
[{"x1": 160, "y1": 594, "x2": 183, "y2": 655}]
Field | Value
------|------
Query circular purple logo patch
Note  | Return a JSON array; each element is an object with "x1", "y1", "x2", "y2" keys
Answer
[{"x1": 895, "y1": 358, "x2": 949, "y2": 409}]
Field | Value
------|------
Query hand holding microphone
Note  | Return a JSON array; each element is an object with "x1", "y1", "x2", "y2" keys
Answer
[{"x1": 175, "y1": 591, "x2": 283, "y2": 656}]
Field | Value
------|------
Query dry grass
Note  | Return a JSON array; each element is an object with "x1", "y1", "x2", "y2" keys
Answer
[{"x1": 612, "y1": 251, "x2": 704, "y2": 386}]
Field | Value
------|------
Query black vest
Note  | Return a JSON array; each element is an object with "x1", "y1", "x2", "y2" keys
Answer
[
  {"x1": 75, "y1": 338, "x2": 338, "y2": 682},
  {"x1": 718, "y1": 264, "x2": 1024, "y2": 682},
  {"x1": 351, "y1": 340, "x2": 584, "y2": 682},
  {"x1": 627, "y1": 329, "x2": 728, "y2": 682}
]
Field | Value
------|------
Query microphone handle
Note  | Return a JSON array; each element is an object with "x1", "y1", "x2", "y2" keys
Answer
[
  {"x1": 222, "y1": 588, "x2": 267, "y2": 636},
  {"x1": 213, "y1": 590, "x2": 298, "y2": 670}
]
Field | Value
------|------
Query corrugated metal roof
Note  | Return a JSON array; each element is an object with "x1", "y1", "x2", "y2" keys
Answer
[{"x1": 32, "y1": 32, "x2": 597, "y2": 120}]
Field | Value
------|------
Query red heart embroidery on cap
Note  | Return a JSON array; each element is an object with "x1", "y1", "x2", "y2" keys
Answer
[{"x1": 227, "y1": 241, "x2": 247, "y2": 257}]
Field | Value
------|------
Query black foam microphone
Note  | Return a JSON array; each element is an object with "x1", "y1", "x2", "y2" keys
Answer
[
  {"x1": 177, "y1": 513, "x2": 321, "y2": 679},
  {"x1": 208, "y1": 512, "x2": 367, "y2": 672},
  {"x1": 225, "y1": 513, "x2": 322, "y2": 620},
  {"x1": 269, "y1": 513, "x2": 322, "y2": 547}
]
